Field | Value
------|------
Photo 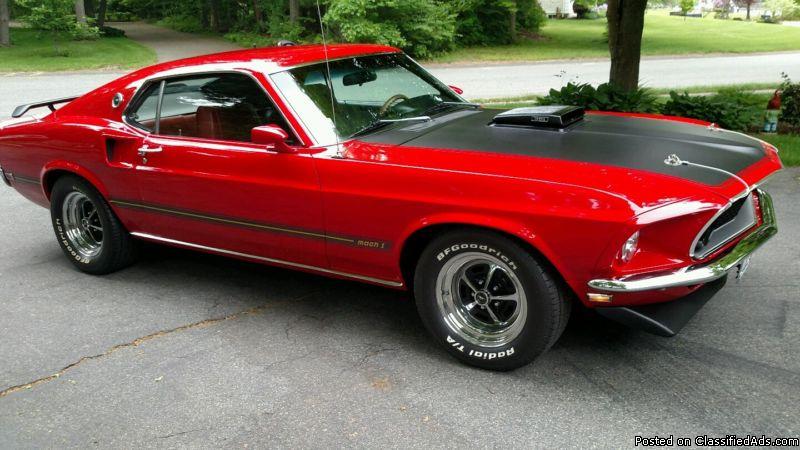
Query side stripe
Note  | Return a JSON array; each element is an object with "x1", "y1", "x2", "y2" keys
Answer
[
  {"x1": 13, "y1": 175, "x2": 41, "y2": 186},
  {"x1": 110, "y1": 199, "x2": 391, "y2": 250}
]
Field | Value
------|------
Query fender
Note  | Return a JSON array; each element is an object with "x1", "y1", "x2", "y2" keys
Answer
[
  {"x1": 41, "y1": 160, "x2": 110, "y2": 200},
  {"x1": 394, "y1": 212, "x2": 582, "y2": 296}
]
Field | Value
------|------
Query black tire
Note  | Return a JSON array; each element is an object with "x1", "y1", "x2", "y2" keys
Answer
[
  {"x1": 50, "y1": 175, "x2": 137, "y2": 275},
  {"x1": 414, "y1": 230, "x2": 571, "y2": 371}
]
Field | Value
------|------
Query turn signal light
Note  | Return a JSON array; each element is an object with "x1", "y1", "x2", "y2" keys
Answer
[{"x1": 587, "y1": 293, "x2": 613, "y2": 303}]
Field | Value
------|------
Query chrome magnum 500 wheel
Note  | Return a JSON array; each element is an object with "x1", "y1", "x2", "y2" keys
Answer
[
  {"x1": 50, "y1": 176, "x2": 137, "y2": 274},
  {"x1": 415, "y1": 230, "x2": 571, "y2": 371}
]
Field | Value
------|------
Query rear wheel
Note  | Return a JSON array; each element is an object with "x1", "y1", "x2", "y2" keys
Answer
[
  {"x1": 414, "y1": 230, "x2": 571, "y2": 371},
  {"x1": 50, "y1": 176, "x2": 137, "y2": 274}
]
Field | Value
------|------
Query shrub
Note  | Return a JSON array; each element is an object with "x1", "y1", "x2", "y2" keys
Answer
[
  {"x1": 679, "y1": 0, "x2": 695, "y2": 15},
  {"x1": 661, "y1": 91, "x2": 762, "y2": 131},
  {"x1": 325, "y1": 0, "x2": 456, "y2": 59},
  {"x1": 780, "y1": 74, "x2": 800, "y2": 127},
  {"x1": 99, "y1": 26, "x2": 126, "y2": 38},
  {"x1": 17, "y1": 0, "x2": 76, "y2": 32},
  {"x1": 69, "y1": 22, "x2": 101, "y2": 40},
  {"x1": 538, "y1": 82, "x2": 660, "y2": 113},
  {"x1": 451, "y1": 0, "x2": 546, "y2": 46},
  {"x1": 572, "y1": 0, "x2": 592, "y2": 18}
]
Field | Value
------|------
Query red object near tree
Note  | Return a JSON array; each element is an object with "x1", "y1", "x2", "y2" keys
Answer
[{"x1": 768, "y1": 90, "x2": 782, "y2": 110}]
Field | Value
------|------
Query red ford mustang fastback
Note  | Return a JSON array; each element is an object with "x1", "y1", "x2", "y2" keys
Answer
[{"x1": 0, "y1": 44, "x2": 782, "y2": 370}]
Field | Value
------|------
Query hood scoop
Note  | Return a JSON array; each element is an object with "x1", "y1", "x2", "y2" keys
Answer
[{"x1": 490, "y1": 105, "x2": 584, "y2": 130}]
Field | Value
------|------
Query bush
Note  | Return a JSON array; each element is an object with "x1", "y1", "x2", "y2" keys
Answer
[
  {"x1": 572, "y1": 0, "x2": 592, "y2": 18},
  {"x1": 780, "y1": 74, "x2": 800, "y2": 127},
  {"x1": 325, "y1": 0, "x2": 456, "y2": 59},
  {"x1": 661, "y1": 91, "x2": 762, "y2": 131},
  {"x1": 16, "y1": 0, "x2": 100, "y2": 40},
  {"x1": 538, "y1": 82, "x2": 660, "y2": 113},
  {"x1": 69, "y1": 22, "x2": 101, "y2": 40},
  {"x1": 17, "y1": 0, "x2": 76, "y2": 32},
  {"x1": 451, "y1": 0, "x2": 546, "y2": 46},
  {"x1": 99, "y1": 26, "x2": 126, "y2": 37}
]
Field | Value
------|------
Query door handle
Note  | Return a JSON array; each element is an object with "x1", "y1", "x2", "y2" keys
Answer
[{"x1": 137, "y1": 145, "x2": 163, "y2": 157}]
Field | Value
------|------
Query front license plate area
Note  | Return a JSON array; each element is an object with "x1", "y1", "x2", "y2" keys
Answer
[{"x1": 736, "y1": 256, "x2": 752, "y2": 281}]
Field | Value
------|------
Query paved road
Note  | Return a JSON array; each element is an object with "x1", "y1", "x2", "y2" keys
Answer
[
  {"x1": 0, "y1": 158, "x2": 798, "y2": 447},
  {"x1": 429, "y1": 52, "x2": 800, "y2": 99},
  {"x1": 2, "y1": 20, "x2": 798, "y2": 118}
]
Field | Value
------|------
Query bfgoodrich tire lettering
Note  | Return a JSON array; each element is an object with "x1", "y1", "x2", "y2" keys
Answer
[
  {"x1": 50, "y1": 176, "x2": 137, "y2": 275},
  {"x1": 414, "y1": 230, "x2": 571, "y2": 371}
]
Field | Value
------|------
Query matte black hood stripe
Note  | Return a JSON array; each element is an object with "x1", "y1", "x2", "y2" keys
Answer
[{"x1": 359, "y1": 110, "x2": 766, "y2": 186}]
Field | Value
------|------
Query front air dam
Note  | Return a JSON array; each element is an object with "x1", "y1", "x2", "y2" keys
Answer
[{"x1": 595, "y1": 277, "x2": 728, "y2": 337}]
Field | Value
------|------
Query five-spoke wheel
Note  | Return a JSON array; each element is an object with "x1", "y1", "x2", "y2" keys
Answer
[
  {"x1": 437, "y1": 253, "x2": 527, "y2": 347},
  {"x1": 415, "y1": 230, "x2": 571, "y2": 371},
  {"x1": 50, "y1": 175, "x2": 137, "y2": 274}
]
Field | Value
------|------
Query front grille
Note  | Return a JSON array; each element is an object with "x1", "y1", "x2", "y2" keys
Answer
[{"x1": 692, "y1": 193, "x2": 757, "y2": 259}]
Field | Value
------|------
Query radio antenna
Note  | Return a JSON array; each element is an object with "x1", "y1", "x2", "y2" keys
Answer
[{"x1": 315, "y1": 0, "x2": 342, "y2": 157}]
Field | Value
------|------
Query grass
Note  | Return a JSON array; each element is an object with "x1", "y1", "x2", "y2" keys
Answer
[
  {"x1": 757, "y1": 133, "x2": 800, "y2": 166},
  {"x1": 431, "y1": 10, "x2": 800, "y2": 63},
  {"x1": 0, "y1": 28, "x2": 156, "y2": 72}
]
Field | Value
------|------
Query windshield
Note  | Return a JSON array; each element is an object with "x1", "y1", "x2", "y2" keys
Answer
[{"x1": 270, "y1": 53, "x2": 463, "y2": 145}]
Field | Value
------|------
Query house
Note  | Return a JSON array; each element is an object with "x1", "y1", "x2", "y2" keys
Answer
[{"x1": 540, "y1": 0, "x2": 574, "y2": 17}]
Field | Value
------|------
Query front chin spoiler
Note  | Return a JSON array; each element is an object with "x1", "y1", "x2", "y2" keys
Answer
[{"x1": 595, "y1": 277, "x2": 727, "y2": 337}]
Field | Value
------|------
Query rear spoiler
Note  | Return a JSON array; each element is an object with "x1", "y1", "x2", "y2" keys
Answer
[{"x1": 11, "y1": 96, "x2": 80, "y2": 118}]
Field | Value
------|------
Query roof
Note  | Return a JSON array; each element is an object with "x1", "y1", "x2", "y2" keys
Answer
[{"x1": 139, "y1": 43, "x2": 401, "y2": 76}]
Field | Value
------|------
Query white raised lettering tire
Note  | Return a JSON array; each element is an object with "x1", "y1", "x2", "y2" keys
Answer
[
  {"x1": 414, "y1": 230, "x2": 571, "y2": 370},
  {"x1": 50, "y1": 175, "x2": 138, "y2": 275}
]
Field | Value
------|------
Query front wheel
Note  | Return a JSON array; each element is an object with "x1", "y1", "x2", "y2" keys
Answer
[
  {"x1": 414, "y1": 230, "x2": 571, "y2": 371},
  {"x1": 50, "y1": 175, "x2": 137, "y2": 275}
]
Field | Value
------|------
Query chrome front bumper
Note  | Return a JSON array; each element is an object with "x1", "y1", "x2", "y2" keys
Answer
[{"x1": 588, "y1": 189, "x2": 777, "y2": 293}]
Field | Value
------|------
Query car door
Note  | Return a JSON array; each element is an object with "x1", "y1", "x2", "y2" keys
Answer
[{"x1": 121, "y1": 72, "x2": 326, "y2": 267}]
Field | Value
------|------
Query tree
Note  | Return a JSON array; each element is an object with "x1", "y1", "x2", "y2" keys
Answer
[
  {"x1": 679, "y1": 0, "x2": 695, "y2": 15},
  {"x1": 289, "y1": 0, "x2": 299, "y2": 24},
  {"x1": 606, "y1": 0, "x2": 648, "y2": 92},
  {"x1": 74, "y1": 0, "x2": 87, "y2": 23},
  {"x1": 0, "y1": 0, "x2": 9, "y2": 47},
  {"x1": 737, "y1": 0, "x2": 755, "y2": 19},
  {"x1": 96, "y1": 0, "x2": 108, "y2": 27}
]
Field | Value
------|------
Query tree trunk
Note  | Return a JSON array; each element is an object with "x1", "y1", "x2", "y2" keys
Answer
[
  {"x1": 746, "y1": 3, "x2": 751, "y2": 20},
  {"x1": 0, "y1": 0, "x2": 9, "y2": 47},
  {"x1": 75, "y1": 0, "x2": 87, "y2": 24},
  {"x1": 209, "y1": 0, "x2": 221, "y2": 32},
  {"x1": 606, "y1": 0, "x2": 648, "y2": 91},
  {"x1": 253, "y1": 0, "x2": 263, "y2": 28},
  {"x1": 509, "y1": 9, "x2": 517, "y2": 42},
  {"x1": 96, "y1": 0, "x2": 108, "y2": 28},
  {"x1": 289, "y1": 0, "x2": 300, "y2": 24}
]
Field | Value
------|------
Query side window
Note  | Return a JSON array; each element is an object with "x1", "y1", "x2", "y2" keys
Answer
[
  {"x1": 130, "y1": 73, "x2": 294, "y2": 144},
  {"x1": 127, "y1": 82, "x2": 162, "y2": 132}
]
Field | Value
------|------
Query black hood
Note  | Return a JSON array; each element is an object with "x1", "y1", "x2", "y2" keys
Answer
[{"x1": 359, "y1": 109, "x2": 766, "y2": 186}]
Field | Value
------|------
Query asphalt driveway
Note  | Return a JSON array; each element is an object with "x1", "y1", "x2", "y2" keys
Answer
[{"x1": 0, "y1": 156, "x2": 798, "y2": 447}]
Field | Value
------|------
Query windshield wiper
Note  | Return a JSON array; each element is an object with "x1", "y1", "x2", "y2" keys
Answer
[
  {"x1": 350, "y1": 116, "x2": 432, "y2": 138},
  {"x1": 424, "y1": 101, "x2": 481, "y2": 117},
  {"x1": 440, "y1": 101, "x2": 481, "y2": 109}
]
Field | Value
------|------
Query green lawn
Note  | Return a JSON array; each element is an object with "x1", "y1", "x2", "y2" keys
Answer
[
  {"x1": 0, "y1": 28, "x2": 156, "y2": 72},
  {"x1": 757, "y1": 133, "x2": 800, "y2": 167},
  {"x1": 432, "y1": 11, "x2": 800, "y2": 63}
]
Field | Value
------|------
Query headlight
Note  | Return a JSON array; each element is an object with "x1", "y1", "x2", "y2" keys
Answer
[{"x1": 619, "y1": 231, "x2": 639, "y2": 263}]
